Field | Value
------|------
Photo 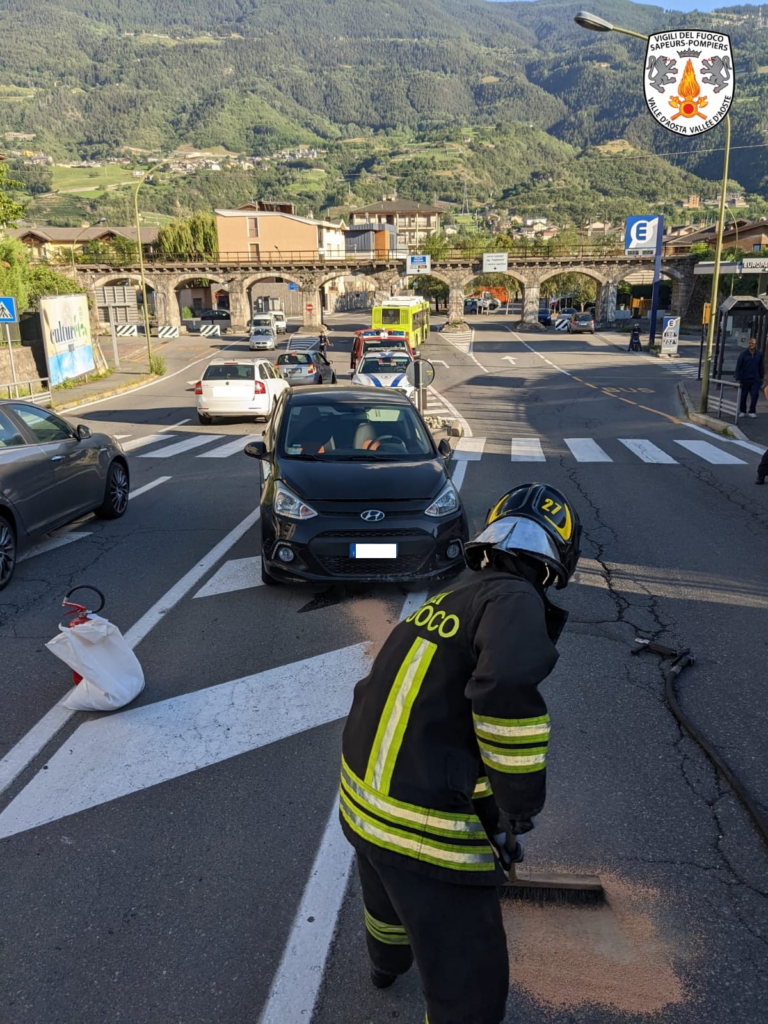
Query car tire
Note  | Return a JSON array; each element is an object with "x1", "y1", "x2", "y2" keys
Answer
[
  {"x1": 95, "y1": 460, "x2": 129, "y2": 520},
  {"x1": 197, "y1": 412, "x2": 212, "y2": 425},
  {"x1": 0, "y1": 513, "x2": 17, "y2": 591},
  {"x1": 261, "y1": 557, "x2": 279, "y2": 586},
  {"x1": 331, "y1": 373, "x2": 337, "y2": 384}
]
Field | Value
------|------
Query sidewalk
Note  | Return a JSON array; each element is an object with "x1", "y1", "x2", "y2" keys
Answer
[{"x1": 679, "y1": 376, "x2": 768, "y2": 449}]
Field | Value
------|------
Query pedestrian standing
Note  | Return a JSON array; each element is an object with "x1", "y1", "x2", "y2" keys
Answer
[
  {"x1": 735, "y1": 337, "x2": 765, "y2": 419},
  {"x1": 757, "y1": 382, "x2": 768, "y2": 485}
]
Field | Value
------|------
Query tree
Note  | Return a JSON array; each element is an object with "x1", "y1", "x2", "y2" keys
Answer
[
  {"x1": 0, "y1": 237, "x2": 78, "y2": 312},
  {"x1": 0, "y1": 163, "x2": 26, "y2": 228},
  {"x1": 9, "y1": 161, "x2": 54, "y2": 195},
  {"x1": 412, "y1": 274, "x2": 448, "y2": 311},
  {"x1": 158, "y1": 211, "x2": 218, "y2": 258}
]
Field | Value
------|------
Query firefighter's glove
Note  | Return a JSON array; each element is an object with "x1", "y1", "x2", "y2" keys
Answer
[{"x1": 493, "y1": 832, "x2": 525, "y2": 871}]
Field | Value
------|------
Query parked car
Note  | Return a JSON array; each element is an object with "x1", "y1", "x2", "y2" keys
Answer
[
  {"x1": 200, "y1": 308, "x2": 231, "y2": 323},
  {"x1": 0, "y1": 401, "x2": 129, "y2": 590},
  {"x1": 244, "y1": 386, "x2": 467, "y2": 585},
  {"x1": 275, "y1": 350, "x2": 336, "y2": 386},
  {"x1": 538, "y1": 308, "x2": 552, "y2": 327},
  {"x1": 568, "y1": 312, "x2": 596, "y2": 334},
  {"x1": 195, "y1": 358, "x2": 289, "y2": 424},
  {"x1": 249, "y1": 326, "x2": 277, "y2": 351}
]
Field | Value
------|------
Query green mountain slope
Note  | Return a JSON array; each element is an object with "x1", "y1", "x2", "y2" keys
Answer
[{"x1": 1, "y1": 0, "x2": 765, "y2": 223}]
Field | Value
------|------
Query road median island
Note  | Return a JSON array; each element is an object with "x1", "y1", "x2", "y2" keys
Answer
[
  {"x1": 676, "y1": 379, "x2": 748, "y2": 440},
  {"x1": 50, "y1": 373, "x2": 158, "y2": 412}
]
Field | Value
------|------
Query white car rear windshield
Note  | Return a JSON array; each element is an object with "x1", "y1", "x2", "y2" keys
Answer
[
  {"x1": 278, "y1": 353, "x2": 313, "y2": 365},
  {"x1": 203, "y1": 364, "x2": 255, "y2": 380}
]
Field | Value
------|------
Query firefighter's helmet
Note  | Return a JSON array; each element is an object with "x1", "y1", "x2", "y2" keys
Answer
[{"x1": 464, "y1": 483, "x2": 581, "y2": 589}]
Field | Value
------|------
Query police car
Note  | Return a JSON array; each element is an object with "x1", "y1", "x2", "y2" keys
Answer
[{"x1": 352, "y1": 350, "x2": 416, "y2": 403}]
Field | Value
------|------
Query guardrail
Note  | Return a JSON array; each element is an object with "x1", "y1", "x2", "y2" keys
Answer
[
  {"x1": 38, "y1": 243, "x2": 693, "y2": 270},
  {"x1": 708, "y1": 378, "x2": 742, "y2": 424},
  {"x1": 1, "y1": 377, "x2": 51, "y2": 404}
]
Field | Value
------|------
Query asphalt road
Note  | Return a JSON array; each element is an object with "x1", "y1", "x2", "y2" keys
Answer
[{"x1": 1, "y1": 313, "x2": 767, "y2": 1024}]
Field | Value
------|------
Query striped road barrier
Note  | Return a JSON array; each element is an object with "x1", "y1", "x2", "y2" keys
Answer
[
  {"x1": 115, "y1": 324, "x2": 138, "y2": 336},
  {"x1": 200, "y1": 324, "x2": 221, "y2": 338},
  {"x1": 554, "y1": 318, "x2": 569, "y2": 331},
  {"x1": 157, "y1": 326, "x2": 180, "y2": 339}
]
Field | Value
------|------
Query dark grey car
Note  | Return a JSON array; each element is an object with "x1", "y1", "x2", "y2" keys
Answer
[
  {"x1": 0, "y1": 401, "x2": 129, "y2": 590},
  {"x1": 275, "y1": 350, "x2": 336, "y2": 386}
]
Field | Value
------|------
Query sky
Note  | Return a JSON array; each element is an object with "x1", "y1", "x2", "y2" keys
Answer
[{"x1": 487, "y1": 0, "x2": 762, "y2": 11}]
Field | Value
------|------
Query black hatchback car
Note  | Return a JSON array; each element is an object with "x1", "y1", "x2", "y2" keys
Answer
[{"x1": 245, "y1": 386, "x2": 467, "y2": 584}]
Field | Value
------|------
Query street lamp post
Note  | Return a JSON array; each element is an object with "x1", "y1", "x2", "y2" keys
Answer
[
  {"x1": 134, "y1": 159, "x2": 165, "y2": 367},
  {"x1": 574, "y1": 11, "x2": 732, "y2": 412}
]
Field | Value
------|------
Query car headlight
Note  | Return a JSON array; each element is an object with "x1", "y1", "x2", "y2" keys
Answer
[
  {"x1": 274, "y1": 481, "x2": 318, "y2": 520},
  {"x1": 425, "y1": 481, "x2": 460, "y2": 518}
]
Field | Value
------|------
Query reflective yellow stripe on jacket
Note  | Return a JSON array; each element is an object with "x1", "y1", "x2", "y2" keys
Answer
[{"x1": 473, "y1": 713, "x2": 550, "y2": 774}]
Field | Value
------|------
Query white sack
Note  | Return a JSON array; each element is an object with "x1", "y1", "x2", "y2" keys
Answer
[{"x1": 46, "y1": 615, "x2": 145, "y2": 712}]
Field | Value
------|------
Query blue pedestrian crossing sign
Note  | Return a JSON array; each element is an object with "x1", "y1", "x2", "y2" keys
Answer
[{"x1": 0, "y1": 296, "x2": 18, "y2": 323}]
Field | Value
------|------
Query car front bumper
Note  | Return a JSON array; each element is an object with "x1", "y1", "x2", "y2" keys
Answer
[{"x1": 262, "y1": 505, "x2": 468, "y2": 583}]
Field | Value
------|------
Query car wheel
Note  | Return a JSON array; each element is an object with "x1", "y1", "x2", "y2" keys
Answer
[
  {"x1": 331, "y1": 372, "x2": 337, "y2": 384},
  {"x1": 95, "y1": 460, "x2": 129, "y2": 520},
  {"x1": 0, "y1": 514, "x2": 17, "y2": 591},
  {"x1": 261, "y1": 557, "x2": 279, "y2": 586},
  {"x1": 198, "y1": 412, "x2": 212, "y2": 425}
]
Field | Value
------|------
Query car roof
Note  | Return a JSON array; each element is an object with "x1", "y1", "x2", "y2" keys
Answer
[
  {"x1": 287, "y1": 385, "x2": 410, "y2": 405},
  {"x1": 207, "y1": 357, "x2": 263, "y2": 364}
]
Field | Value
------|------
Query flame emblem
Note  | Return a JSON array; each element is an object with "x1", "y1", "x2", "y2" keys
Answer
[{"x1": 669, "y1": 59, "x2": 708, "y2": 120}]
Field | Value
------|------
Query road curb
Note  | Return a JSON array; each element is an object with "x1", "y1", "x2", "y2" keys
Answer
[
  {"x1": 51, "y1": 374, "x2": 158, "y2": 412},
  {"x1": 676, "y1": 381, "x2": 748, "y2": 440}
]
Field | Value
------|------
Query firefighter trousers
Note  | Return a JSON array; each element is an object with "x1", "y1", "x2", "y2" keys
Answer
[{"x1": 356, "y1": 850, "x2": 509, "y2": 1024}]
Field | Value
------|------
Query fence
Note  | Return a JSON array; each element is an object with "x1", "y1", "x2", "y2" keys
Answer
[
  {"x1": 0, "y1": 377, "x2": 51, "y2": 404},
  {"x1": 707, "y1": 378, "x2": 742, "y2": 424}
]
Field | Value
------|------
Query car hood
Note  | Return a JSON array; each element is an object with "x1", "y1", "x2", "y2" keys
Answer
[
  {"x1": 279, "y1": 458, "x2": 446, "y2": 501},
  {"x1": 353, "y1": 372, "x2": 412, "y2": 390}
]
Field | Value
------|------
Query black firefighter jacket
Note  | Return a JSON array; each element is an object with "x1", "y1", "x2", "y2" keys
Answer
[{"x1": 340, "y1": 567, "x2": 560, "y2": 886}]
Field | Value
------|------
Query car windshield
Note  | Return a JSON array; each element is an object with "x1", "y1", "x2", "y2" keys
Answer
[
  {"x1": 575, "y1": 314, "x2": 592, "y2": 322},
  {"x1": 281, "y1": 400, "x2": 432, "y2": 460},
  {"x1": 359, "y1": 355, "x2": 411, "y2": 375},
  {"x1": 203, "y1": 363, "x2": 254, "y2": 380},
  {"x1": 278, "y1": 353, "x2": 313, "y2": 365},
  {"x1": 252, "y1": 328, "x2": 272, "y2": 335}
]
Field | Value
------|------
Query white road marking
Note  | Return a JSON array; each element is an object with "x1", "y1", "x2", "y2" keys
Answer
[
  {"x1": 505, "y1": 329, "x2": 572, "y2": 377},
  {"x1": 451, "y1": 460, "x2": 468, "y2": 490},
  {"x1": 427, "y1": 386, "x2": 472, "y2": 437},
  {"x1": 674, "y1": 440, "x2": 747, "y2": 465},
  {"x1": 565, "y1": 438, "x2": 613, "y2": 463},
  {"x1": 194, "y1": 556, "x2": 263, "y2": 597},
  {"x1": 197, "y1": 434, "x2": 262, "y2": 459},
  {"x1": 115, "y1": 433, "x2": 132, "y2": 439},
  {"x1": 124, "y1": 507, "x2": 261, "y2": 648},
  {"x1": 503, "y1": 356, "x2": 517, "y2": 365},
  {"x1": 511, "y1": 437, "x2": 546, "y2": 461},
  {"x1": 0, "y1": 506, "x2": 262, "y2": 797},
  {"x1": 619, "y1": 439, "x2": 678, "y2": 464},
  {"x1": 169, "y1": 418, "x2": 191, "y2": 427},
  {"x1": 121, "y1": 433, "x2": 175, "y2": 452},
  {"x1": 431, "y1": 359, "x2": 450, "y2": 368},
  {"x1": 452, "y1": 436, "x2": 486, "y2": 461},
  {"x1": 19, "y1": 530, "x2": 91, "y2": 563},
  {"x1": 0, "y1": 644, "x2": 373, "y2": 840},
  {"x1": 138, "y1": 434, "x2": 225, "y2": 458},
  {"x1": 730, "y1": 439, "x2": 766, "y2": 455},
  {"x1": 129, "y1": 476, "x2": 171, "y2": 500}
]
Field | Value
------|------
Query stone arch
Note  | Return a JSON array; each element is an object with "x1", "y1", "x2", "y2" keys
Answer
[
  {"x1": 170, "y1": 273, "x2": 229, "y2": 321},
  {"x1": 537, "y1": 265, "x2": 611, "y2": 289},
  {"x1": 611, "y1": 267, "x2": 678, "y2": 323},
  {"x1": 89, "y1": 272, "x2": 159, "y2": 325}
]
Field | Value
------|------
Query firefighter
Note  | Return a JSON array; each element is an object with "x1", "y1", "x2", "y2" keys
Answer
[{"x1": 340, "y1": 483, "x2": 582, "y2": 1024}]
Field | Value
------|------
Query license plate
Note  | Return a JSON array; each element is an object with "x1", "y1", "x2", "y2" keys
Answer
[
  {"x1": 350, "y1": 543, "x2": 398, "y2": 559},
  {"x1": 212, "y1": 385, "x2": 249, "y2": 398}
]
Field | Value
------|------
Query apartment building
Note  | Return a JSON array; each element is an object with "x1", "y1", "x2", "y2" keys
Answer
[
  {"x1": 215, "y1": 204, "x2": 345, "y2": 260},
  {"x1": 348, "y1": 200, "x2": 441, "y2": 249}
]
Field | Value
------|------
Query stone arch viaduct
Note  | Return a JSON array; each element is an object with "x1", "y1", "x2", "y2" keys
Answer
[{"x1": 71, "y1": 252, "x2": 698, "y2": 331}]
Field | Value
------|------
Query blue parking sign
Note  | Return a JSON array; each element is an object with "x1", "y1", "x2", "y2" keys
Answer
[
  {"x1": 625, "y1": 216, "x2": 662, "y2": 256},
  {"x1": 0, "y1": 296, "x2": 18, "y2": 323}
]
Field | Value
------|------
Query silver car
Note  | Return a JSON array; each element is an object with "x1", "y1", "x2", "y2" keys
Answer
[
  {"x1": 249, "y1": 327, "x2": 277, "y2": 350},
  {"x1": 0, "y1": 400, "x2": 129, "y2": 590}
]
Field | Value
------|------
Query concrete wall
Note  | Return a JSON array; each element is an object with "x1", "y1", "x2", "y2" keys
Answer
[{"x1": 0, "y1": 345, "x2": 41, "y2": 388}]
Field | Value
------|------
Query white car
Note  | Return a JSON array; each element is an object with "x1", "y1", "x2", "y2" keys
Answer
[
  {"x1": 352, "y1": 351, "x2": 416, "y2": 403},
  {"x1": 272, "y1": 311, "x2": 287, "y2": 333},
  {"x1": 249, "y1": 326, "x2": 277, "y2": 350},
  {"x1": 195, "y1": 358, "x2": 289, "y2": 424}
]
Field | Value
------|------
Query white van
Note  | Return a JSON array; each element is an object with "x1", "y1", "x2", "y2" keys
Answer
[
  {"x1": 250, "y1": 312, "x2": 278, "y2": 333},
  {"x1": 272, "y1": 310, "x2": 287, "y2": 333}
]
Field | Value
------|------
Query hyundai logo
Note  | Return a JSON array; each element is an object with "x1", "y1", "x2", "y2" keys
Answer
[{"x1": 361, "y1": 509, "x2": 385, "y2": 523}]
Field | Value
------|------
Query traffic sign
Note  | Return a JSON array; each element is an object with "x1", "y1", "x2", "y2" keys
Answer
[
  {"x1": 0, "y1": 296, "x2": 18, "y2": 323},
  {"x1": 306, "y1": 303, "x2": 314, "y2": 312},
  {"x1": 482, "y1": 253, "x2": 508, "y2": 273},
  {"x1": 406, "y1": 254, "x2": 431, "y2": 275},
  {"x1": 405, "y1": 358, "x2": 435, "y2": 389},
  {"x1": 661, "y1": 315, "x2": 680, "y2": 356},
  {"x1": 741, "y1": 258, "x2": 768, "y2": 272},
  {"x1": 624, "y1": 216, "x2": 662, "y2": 257}
]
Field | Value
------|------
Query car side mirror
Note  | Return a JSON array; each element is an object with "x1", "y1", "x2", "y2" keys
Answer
[
  {"x1": 438, "y1": 438, "x2": 452, "y2": 460},
  {"x1": 76, "y1": 424, "x2": 92, "y2": 440},
  {"x1": 244, "y1": 440, "x2": 267, "y2": 459}
]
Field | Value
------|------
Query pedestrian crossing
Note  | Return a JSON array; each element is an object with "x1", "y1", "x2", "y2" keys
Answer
[{"x1": 115, "y1": 428, "x2": 750, "y2": 467}]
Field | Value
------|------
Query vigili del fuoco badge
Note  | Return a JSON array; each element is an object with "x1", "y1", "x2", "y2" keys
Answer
[{"x1": 644, "y1": 30, "x2": 734, "y2": 135}]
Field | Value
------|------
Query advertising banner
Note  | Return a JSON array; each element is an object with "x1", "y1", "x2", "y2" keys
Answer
[{"x1": 39, "y1": 294, "x2": 95, "y2": 386}]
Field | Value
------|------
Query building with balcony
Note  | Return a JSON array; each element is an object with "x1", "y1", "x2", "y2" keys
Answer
[
  {"x1": 348, "y1": 200, "x2": 441, "y2": 249},
  {"x1": 215, "y1": 205, "x2": 346, "y2": 260}
]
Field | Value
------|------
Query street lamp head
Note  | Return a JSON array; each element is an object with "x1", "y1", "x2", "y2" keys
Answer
[{"x1": 574, "y1": 10, "x2": 614, "y2": 32}]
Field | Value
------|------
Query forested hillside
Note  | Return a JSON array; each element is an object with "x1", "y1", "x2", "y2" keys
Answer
[{"x1": 1, "y1": 0, "x2": 766, "y2": 224}]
